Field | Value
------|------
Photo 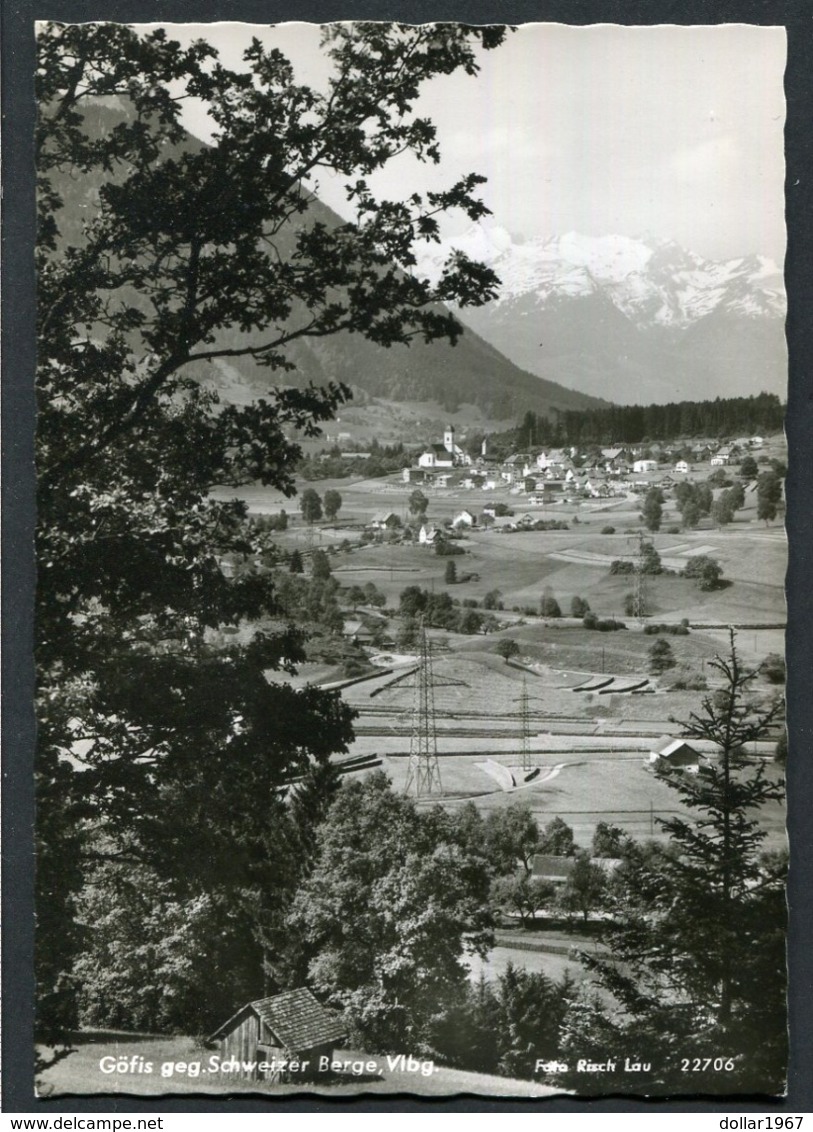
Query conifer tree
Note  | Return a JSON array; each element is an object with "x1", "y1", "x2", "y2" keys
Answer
[{"x1": 563, "y1": 631, "x2": 786, "y2": 1093}]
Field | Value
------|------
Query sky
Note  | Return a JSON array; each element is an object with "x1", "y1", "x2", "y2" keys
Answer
[{"x1": 141, "y1": 21, "x2": 786, "y2": 265}]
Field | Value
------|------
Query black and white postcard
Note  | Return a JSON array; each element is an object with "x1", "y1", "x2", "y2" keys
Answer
[{"x1": 29, "y1": 17, "x2": 795, "y2": 1103}]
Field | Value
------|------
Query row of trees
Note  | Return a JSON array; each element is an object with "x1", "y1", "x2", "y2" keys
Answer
[
  {"x1": 300, "y1": 487, "x2": 343, "y2": 524},
  {"x1": 296, "y1": 442, "x2": 409, "y2": 481},
  {"x1": 511, "y1": 394, "x2": 784, "y2": 449}
]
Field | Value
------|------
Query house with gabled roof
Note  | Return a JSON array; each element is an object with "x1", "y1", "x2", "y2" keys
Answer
[
  {"x1": 649, "y1": 735, "x2": 702, "y2": 770},
  {"x1": 531, "y1": 854, "x2": 622, "y2": 885},
  {"x1": 207, "y1": 988, "x2": 346, "y2": 1083},
  {"x1": 369, "y1": 511, "x2": 401, "y2": 531}
]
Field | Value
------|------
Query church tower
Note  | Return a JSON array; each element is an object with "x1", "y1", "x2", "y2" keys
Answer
[{"x1": 443, "y1": 424, "x2": 455, "y2": 454}]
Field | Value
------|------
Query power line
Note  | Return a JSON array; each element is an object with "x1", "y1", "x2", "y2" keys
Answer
[
  {"x1": 404, "y1": 619, "x2": 443, "y2": 798},
  {"x1": 511, "y1": 673, "x2": 545, "y2": 772}
]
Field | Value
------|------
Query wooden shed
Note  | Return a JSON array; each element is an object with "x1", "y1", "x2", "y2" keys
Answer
[
  {"x1": 649, "y1": 736, "x2": 701, "y2": 769},
  {"x1": 207, "y1": 988, "x2": 346, "y2": 1083}
]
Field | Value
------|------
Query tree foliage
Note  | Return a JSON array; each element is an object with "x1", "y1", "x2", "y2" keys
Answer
[
  {"x1": 492, "y1": 874, "x2": 555, "y2": 927},
  {"x1": 578, "y1": 632, "x2": 786, "y2": 1092},
  {"x1": 539, "y1": 591, "x2": 562, "y2": 618},
  {"x1": 492, "y1": 964, "x2": 575, "y2": 1079},
  {"x1": 757, "y1": 470, "x2": 783, "y2": 525},
  {"x1": 484, "y1": 803, "x2": 540, "y2": 875},
  {"x1": 761, "y1": 653, "x2": 786, "y2": 685},
  {"x1": 591, "y1": 821, "x2": 627, "y2": 858},
  {"x1": 300, "y1": 488, "x2": 323, "y2": 524},
  {"x1": 559, "y1": 853, "x2": 606, "y2": 924},
  {"x1": 673, "y1": 480, "x2": 713, "y2": 529},
  {"x1": 409, "y1": 488, "x2": 429, "y2": 516},
  {"x1": 495, "y1": 638, "x2": 520, "y2": 662},
  {"x1": 35, "y1": 20, "x2": 507, "y2": 1039},
  {"x1": 642, "y1": 488, "x2": 663, "y2": 532},
  {"x1": 323, "y1": 489, "x2": 342, "y2": 521},
  {"x1": 505, "y1": 395, "x2": 784, "y2": 449},
  {"x1": 570, "y1": 595, "x2": 590, "y2": 618},
  {"x1": 538, "y1": 817, "x2": 577, "y2": 857},
  {"x1": 648, "y1": 637, "x2": 676, "y2": 674},
  {"x1": 683, "y1": 554, "x2": 723, "y2": 590},
  {"x1": 287, "y1": 773, "x2": 493, "y2": 1053}
]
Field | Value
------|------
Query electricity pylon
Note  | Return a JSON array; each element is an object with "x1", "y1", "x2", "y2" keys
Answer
[
  {"x1": 511, "y1": 673, "x2": 544, "y2": 772},
  {"x1": 404, "y1": 621, "x2": 443, "y2": 797},
  {"x1": 633, "y1": 532, "x2": 650, "y2": 625}
]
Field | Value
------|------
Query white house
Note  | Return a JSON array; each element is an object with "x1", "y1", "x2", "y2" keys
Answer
[
  {"x1": 633, "y1": 459, "x2": 658, "y2": 474},
  {"x1": 536, "y1": 448, "x2": 570, "y2": 472},
  {"x1": 418, "y1": 445, "x2": 454, "y2": 469},
  {"x1": 418, "y1": 524, "x2": 439, "y2": 546},
  {"x1": 452, "y1": 509, "x2": 475, "y2": 528},
  {"x1": 675, "y1": 460, "x2": 691, "y2": 474}
]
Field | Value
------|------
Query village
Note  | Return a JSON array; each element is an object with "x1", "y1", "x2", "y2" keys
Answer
[{"x1": 403, "y1": 423, "x2": 769, "y2": 499}]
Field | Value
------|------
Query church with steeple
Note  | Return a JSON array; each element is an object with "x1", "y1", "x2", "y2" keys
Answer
[{"x1": 416, "y1": 424, "x2": 472, "y2": 469}]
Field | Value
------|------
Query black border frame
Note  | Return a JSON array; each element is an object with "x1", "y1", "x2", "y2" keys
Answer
[{"x1": 4, "y1": 0, "x2": 811, "y2": 1114}]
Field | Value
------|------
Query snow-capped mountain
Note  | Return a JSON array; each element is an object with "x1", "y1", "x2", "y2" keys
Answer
[{"x1": 415, "y1": 227, "x2": 786, "y2": 404}]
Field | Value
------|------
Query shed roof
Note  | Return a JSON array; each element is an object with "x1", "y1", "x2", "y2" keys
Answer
[
  {"x1": 209, "y1": 988, "x2": 346, "y2": 1051},
  {"x1": 652, "y1": 736, "x2": 700, "y2": 759},
  {"x1": 531, "y1": 855, "x2": 576, "y2": 881}
]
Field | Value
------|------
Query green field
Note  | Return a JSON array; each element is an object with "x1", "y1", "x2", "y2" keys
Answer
[
  {"x1": 331, "y1": 643, "x2": 785, "y2": 851},
  {"x1": 217, "y1": 470, "x2": 787, "y2": 852},
  {"x1": 213, "y1": 468, "x2": 786, "y2": 628}
]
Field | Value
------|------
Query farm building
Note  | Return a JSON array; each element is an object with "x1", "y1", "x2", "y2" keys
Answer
[
  {"x1": 531, "y1": 855, "x2": 577, "y2": 884},
  {"x1": 369, "y1": 511, "x2": 401, "y2": 531},
  {"x1": 649, "y1": 736, "x2": 702, "y2": 770},
  {"x1": 531, "y1": 855, "x2": 623, "y2": 884},
  {"x1": 342, "y1": 619, "x2": 375, "y2": 645},
  {"x1": 207, "y1": 988, "x2": 347, "y2": 1083}
]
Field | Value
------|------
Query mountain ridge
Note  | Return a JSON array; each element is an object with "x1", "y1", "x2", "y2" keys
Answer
[{"x1": 414, "y1": 225, "x2": 786, "y2": 405}]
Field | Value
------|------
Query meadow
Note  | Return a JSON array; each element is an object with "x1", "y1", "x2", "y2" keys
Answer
[{"x1": 37, "y1": 1035, "x2": 559, "y2": 1098}]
